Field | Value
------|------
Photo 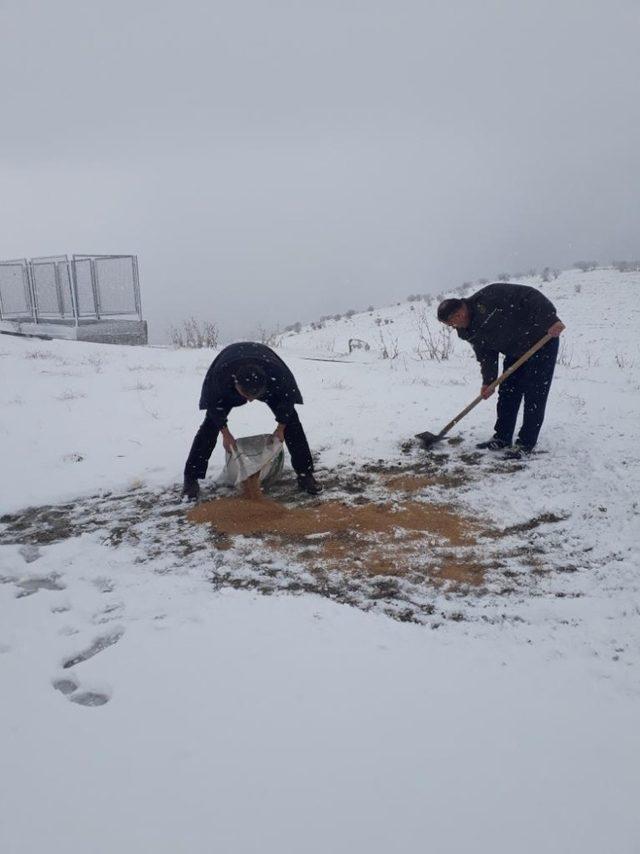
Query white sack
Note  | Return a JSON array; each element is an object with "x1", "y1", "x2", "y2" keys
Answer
[{"x1": 218, "y1": 433, "x2": 285, "y2": 487}]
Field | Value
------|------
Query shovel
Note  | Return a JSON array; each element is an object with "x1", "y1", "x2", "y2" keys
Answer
[{"x1": 415, "y1": 333, "x2": 552, "y2": 449}]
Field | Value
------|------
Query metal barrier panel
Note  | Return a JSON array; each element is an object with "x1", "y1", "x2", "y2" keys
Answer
[
  {"x1": 72, "y1": 257, "x2": 97, "y2": 317},
  {"x1": 30, "y1": 256, "x2": 75, "y2": 319},
  {"x1": 94, "y1": 256, "x2": 138, "y2": 315},
  {"x1": 0, "y1": 260, "x2": 33, "y2": 319},
  {"x1": 1, "y1": 253, "x2": 141, "y2": 324}
]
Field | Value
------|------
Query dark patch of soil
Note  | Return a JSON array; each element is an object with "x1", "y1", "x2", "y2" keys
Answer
[{"x1": 0, "y1": 457, "x2": 583, "y2": 627}]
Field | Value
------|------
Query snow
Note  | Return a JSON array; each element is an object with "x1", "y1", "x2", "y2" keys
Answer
[{"x1": 1, "y1": 268, "x2": 639, "y2": 853}]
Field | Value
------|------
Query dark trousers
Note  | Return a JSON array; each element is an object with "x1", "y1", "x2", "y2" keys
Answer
[
  {"x1": 184, "y1": 409, "x2": 314, "y2": 480},
  {"x1": 494, "y1": 337, "x2": 559, "y2": 448}
]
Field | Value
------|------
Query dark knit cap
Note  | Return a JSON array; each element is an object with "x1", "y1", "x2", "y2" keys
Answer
[{"x1": 437, "y1": 298, "x2": 464, "y2": 322}]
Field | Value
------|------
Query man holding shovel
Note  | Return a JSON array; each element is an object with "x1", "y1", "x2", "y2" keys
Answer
[
  {"x1": 183, "y1": 342, "x2": 322, "y2": 500},
  {"x1": 437, "y1": 283, "x2": 565, "y2": 458}
]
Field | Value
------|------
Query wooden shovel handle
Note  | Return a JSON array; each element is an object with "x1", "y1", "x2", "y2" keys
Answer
[{"x1": 438, "y1": 333, "x2": 553, "y2": 437}]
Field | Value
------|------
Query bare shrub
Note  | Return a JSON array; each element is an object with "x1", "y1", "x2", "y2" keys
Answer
[
  {"x1": 348, "y1": 338, "x2": 371, "y2": 353},
  {"x1": 573, "y1": 260, "x2": 598, "y2": 272},
  {"x1": 414, "y1": 308, "x2": 454, "y2": 361},
  {"x1": 378, "y1": 330, "x2": 399, "y2": 360},
  {"x1": 496, "y1": 272, "x2": 511, "y2": 282},
  {"x1": 557, "y1": 340, "x2": 574, "y2": 368},
  {"x1": 56, "y1": 389, "x2": 87, "y2": 401},
  {"x1": 169, "y1": 317, "x2": 219, "y2": 349},
  {"x1": 614, "y1": 352, "x2": 634, "y2": 369},
  {"x1": 25, "y1": 350, "x2": 54, "y2": 360},
  {"x1": 254, "y1": 324, "x2": 281, "y2": 347},
  {"x1": 83, "y1": 354, "x2": 104, "y2": 373}
]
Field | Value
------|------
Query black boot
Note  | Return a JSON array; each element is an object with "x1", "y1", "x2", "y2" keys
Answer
[
  {"x1": 182, "y1": 476, "x2": 200, "y2": 501},
  {"x1": 297, "y1": 473, "x2": 323, "y2": 495},
  {"x1": 503, "y1": 442, "x2": 534, "y2": 460},
  {"x1": 476, "y1": 437, "x2": 509, "y2": 451}
]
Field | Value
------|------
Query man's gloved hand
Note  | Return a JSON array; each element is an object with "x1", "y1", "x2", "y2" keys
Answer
[
  {"x1": 548, "y1": 320, "x2": 566, "y2": 337},
  {"x1": 481, "y1": 384, "x2": 495, "y2": 400},
  {"x1": 221, "y1": 426, "x2": 237, "y2": 453}
]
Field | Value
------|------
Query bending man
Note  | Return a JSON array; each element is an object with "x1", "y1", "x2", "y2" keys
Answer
[
  {"x1": 183, "y1": 342, "x2": 322, "y2": 499},
  {"x1": 437, "y1": 283, "x2": 565, "y2": 458}
]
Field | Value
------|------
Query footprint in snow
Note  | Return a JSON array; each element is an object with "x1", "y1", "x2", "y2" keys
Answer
[
  {"x1": 15, "y1": 575, "x2": 66, "y2": 598},
  {"x1": 18, "y1": 544, "x2": 42, "y2": 564},
  {"x1": 62, "y1": 628, "x2": 124, "y2": 669},
  {"x1": 52, "y1": 676, "x2": 110, "y2": 707}
]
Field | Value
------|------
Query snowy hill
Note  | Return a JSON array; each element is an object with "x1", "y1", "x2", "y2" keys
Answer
[{"x1": 1, "y1": 268, "x2": 639, "y2": 853}]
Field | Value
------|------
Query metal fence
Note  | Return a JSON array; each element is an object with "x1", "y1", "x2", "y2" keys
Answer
[{"x1": 0, "y1": 254, "x2": 142, "y2": 324}]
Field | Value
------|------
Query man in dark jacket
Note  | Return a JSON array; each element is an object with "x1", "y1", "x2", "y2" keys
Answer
[
  {"x1": 183, "y1": 342, "x2": 322, "y2": 499},
  {"x1": 437, "y1": 283, "x2": 566, "y2": 457}
]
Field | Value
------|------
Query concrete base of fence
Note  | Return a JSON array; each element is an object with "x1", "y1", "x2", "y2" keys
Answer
[{"x1": 0, "y1": 319, "x2": 148, "y2": 346}]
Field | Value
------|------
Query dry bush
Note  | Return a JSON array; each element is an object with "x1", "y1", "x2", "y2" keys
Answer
[
  {"x1": 348, "y1": 338, "x2": 371, "y2": 353},
  {"x1": 254, "y1": 324, "x2": 281, "y2": 347},
  {"x1": 557, "y1": 340, "x2": 574, "y2": 368},
  {"x1": 168, "y1": 318, "x2": 219, "y2": 349},
  {"x1": 378, "y1": 330, "x2": 399, "y2": 360},
  {"x1": 414, "y1": 308, "x2": 454, "y2": 361}
]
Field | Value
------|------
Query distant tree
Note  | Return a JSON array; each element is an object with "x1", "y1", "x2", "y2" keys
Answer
[
  {"x1": 496, "y1": 272, "x2": 511, "y2": 282},
  {"x1": 612, "y1": 260, "x2": 640, "y2": 272},
  {"x1": 541, "y1": 267, "x2": 552, "y2": 282},
  {"x1": 478, "y1": 278, "x2": 489, "y2": 285},
  {"x1": 345, "y1": 309, "x2": 356, "y2": 317},
  {"x1": 573, "y1": 260, "x2": 598, "y2": 272}
]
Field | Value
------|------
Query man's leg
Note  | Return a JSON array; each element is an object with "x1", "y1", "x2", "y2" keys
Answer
[
  {"x1": 493, "y1": 355, "x2": 525, "y2": 445},
  {"x1": 282, "y1": 410, "x2": 314, "y2": 474},
  {"x1": 282, "y1": 411, "x2": 322, "y2": 494},
  {"x1": 184, "y1": 412, "x2": 221, "y2": 486},
  {"x1": 517, "y1": 338, "x2": 559, "y2": 449}
]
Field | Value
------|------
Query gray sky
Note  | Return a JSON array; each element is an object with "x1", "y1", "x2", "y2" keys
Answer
[{"x1": 1, "y1": 0, "x2": 639, "y2": 342}]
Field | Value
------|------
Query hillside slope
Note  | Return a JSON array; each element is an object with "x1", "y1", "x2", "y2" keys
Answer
[{"x1": 1, "y1": 268, "x2": 639, "y2": 854}]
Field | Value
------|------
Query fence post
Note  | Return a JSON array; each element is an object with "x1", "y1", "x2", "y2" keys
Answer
[
  {"x1": 26, "y1": 261, "x2": 39, "y2": 323},
  {"x1": 132, "y1": 255, "x2": 142, "y2": 320},
  {"x1": 70, "y1": 256, "x2": 80, "y2": 326},
  {"x1": 90, "y1": 257, "x2": 101, "y2": 320},
  {"x1": 53, "y1": 261, "x2": 65, "y2": 318}
]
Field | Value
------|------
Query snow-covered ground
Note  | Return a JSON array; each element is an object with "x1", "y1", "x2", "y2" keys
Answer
[{"x1": 1, "y1": 269, "x2": 639, "y2": 853}]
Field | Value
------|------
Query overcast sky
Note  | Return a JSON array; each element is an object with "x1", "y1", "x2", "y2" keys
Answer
[{"x1": 1, "y1": 0, "x2": 639, "y2": 342}]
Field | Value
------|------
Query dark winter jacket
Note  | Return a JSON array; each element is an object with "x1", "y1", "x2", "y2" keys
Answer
[
  {"x1": 457, "y1": 283, "x2": 560, "y2": 384},
  {"x1": 198, "y1": 342, "x2": 304, "y2": 428}
]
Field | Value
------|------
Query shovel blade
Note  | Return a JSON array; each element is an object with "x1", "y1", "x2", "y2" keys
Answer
[{"x1": 415, "y1": 430, "x2": 444, "y2": 449}]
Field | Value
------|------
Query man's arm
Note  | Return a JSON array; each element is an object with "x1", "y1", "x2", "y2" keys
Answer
[
  {"x1": 205, "y1": 403, "x2": 237, "y2": 451},
  {"x1": 266, "y1": 396, "x2": 296, "y2": 427}
]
